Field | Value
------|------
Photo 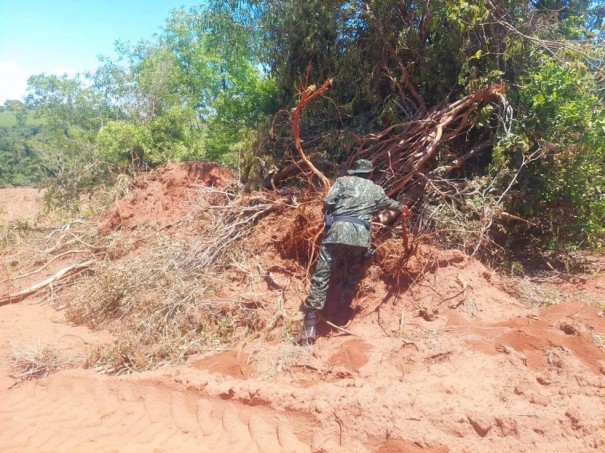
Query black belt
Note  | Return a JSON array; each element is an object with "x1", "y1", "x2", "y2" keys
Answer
[{"x1": 325, "y1": 213, "x2": 370, "y2": 230}]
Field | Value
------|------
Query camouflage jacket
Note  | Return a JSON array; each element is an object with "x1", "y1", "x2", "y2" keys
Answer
[{"x1": 322, "y1": 175, "x2": 401, "y2": 248}]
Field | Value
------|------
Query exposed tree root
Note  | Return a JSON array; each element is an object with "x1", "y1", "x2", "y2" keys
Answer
[
  {"x1": 290, "y1": 79, "x2": 333, "y2": 194},
  {"x1": 347, "y1": 84, "x2": 505, "y2": 197}
]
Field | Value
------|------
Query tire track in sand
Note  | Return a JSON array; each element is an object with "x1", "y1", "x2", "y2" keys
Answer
[{"x1": 0, "y1": 370, "x2": 312, "y2": 452}]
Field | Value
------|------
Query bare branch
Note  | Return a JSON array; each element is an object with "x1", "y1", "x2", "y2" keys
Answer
[
  {"x1": 291, "y1": 80, "x2": 333, "y2": 194},
  {"x1": 1, "y1": 260, "x2": 95, "y2": 306}
]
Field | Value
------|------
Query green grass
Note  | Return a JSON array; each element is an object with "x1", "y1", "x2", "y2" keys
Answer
[
  {"x1": 0, "y1": 112, "x2": 47, "y2": 128},
  {"x1": 0, "y1": 112, "x2": 16, "y2": 127}
]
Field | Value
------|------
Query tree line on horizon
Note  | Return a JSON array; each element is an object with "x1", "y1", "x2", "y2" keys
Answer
[{"x1": 0, "y1": 0, "x2": 603, "y2": 255}]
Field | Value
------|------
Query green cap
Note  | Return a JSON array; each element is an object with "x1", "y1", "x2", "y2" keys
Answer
[{"x1": 347, "y1": 159, "x2": 374, "y2": 174}]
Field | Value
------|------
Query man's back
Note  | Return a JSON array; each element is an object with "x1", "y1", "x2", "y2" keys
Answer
[{"x1": 323, "y1": 175, "x2": 400, "y2": 247}]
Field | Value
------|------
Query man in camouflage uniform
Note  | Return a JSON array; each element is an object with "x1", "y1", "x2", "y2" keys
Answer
[{"x1": 297, "y1": 159, "x2": 401, "y2": 344}]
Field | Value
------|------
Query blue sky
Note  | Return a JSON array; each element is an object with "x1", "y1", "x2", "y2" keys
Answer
[{"x1": 0, "y1": 0, "x2": 199, "y2": 104}]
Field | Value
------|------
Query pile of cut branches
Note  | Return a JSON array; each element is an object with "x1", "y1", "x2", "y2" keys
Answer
[
  {"x1": 349, "y1": 84, "x2": 506, "y2": 197},
  {"x1": 66, "y1": 188, "x2": 284, "y2": 374}
]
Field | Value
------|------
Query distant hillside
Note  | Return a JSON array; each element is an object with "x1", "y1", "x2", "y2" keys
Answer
[
  {"x1": 0, "y1": 117, "x2": 45, "y2": 187},
  {"x1": 0, "y1": 111, "x2": 46, "y2": 128},
  {"x1": 0, "y1": 112, "x2": 16, "y2": 128}
]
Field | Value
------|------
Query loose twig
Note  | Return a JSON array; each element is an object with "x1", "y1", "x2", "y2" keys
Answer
[{"x1": 319, "y1": 315, "x2": 360, "y2": 338}]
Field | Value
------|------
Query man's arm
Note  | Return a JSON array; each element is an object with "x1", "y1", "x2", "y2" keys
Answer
[
  {"x1": 376, "y1": 185, "x2": 402, "y2": 213},
  {"x1": 323, "y1": 178, "x2": 343, "y2": 212},
  {"x1": 370, "y1": 184, "x2": 401, "y2": 225}
]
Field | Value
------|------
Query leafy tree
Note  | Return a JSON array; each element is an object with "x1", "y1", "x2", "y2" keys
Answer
[
  {"x1": 0, "y1": 126, "x2": 41, "y2": 187},
  {"x1": 507, "y1": 51, "x2": 605, "y2": 247},
  {"x1": 5, "y1": 100, "x2": 28, "y2": 128},
  {"x1": 96, "y1": 121, "x2": 150, "y2": 170},
  {"x1": 21, "y1": 74, "x2": 113, "y2": 211},
  {"x1": 26, "y1": 74, "x2": 110, "y2": 134},
  {"x1": 19, "y1": 2, "x2": 276, "y2": 210},
  {"x1": 159, "y1": 3, "x2": 277, "y2": 161},
  {"x1": 0, "y1": 101, "x2": 44, "y2": 187},
  {"x1": 88, "y1": 2, "x2": 276, "y2": 167}
]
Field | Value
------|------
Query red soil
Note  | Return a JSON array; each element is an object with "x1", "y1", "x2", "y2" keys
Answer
[
  {"x1": 98, "y1": 162, "x2": 235, "y2": 234},
  {"x1": 0, "y1": 187, "x2": 43, "y2": 222},
  {"x1": 1, "y1": 163, "x2": 604, "y2": 452}
]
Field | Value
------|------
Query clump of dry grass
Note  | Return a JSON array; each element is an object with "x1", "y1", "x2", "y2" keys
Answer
[
  {"x1": 62, "y1": 189, "x2": 283, "y2": 374},
  {"x1": 10, "y1": 343, "x2": 67, "y2": 380},
  {"x1": 0, "y1": 219, "x2": 34, "y2": 248},
  {"x1": 409, "y1": 175, "x2": 513, "y2": 261}
]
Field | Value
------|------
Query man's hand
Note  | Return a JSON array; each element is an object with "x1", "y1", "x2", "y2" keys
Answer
[{"x1": 377, "y1": 208, "x2": 400, "y2": 225}]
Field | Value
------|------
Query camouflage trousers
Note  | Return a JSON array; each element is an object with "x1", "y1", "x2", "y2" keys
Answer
[{"x1": 304, "y1": 242, "x2": 367, "y2": 311}]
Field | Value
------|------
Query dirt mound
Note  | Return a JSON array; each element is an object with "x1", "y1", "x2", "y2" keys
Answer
[
  {"x1": 1, "y1": 164, "x2": 605, "y2": 452},
  {"x1": 98, "y1": 162, "x2": 234, "y2": 234}
]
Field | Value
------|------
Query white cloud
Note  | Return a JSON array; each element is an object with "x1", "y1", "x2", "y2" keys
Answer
[
  {"x1": 0, "y1": 61, "x2": 82, "y2": 105},
  {"x1": 0, "y1": 60, "x2": 28, "y2": 104},
  {"x1": 50, "y1": 67, "x2": 79, "y2": 78}
]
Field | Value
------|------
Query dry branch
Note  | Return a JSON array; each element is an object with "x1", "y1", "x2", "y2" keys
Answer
[
  {"x1": 401, "y1": 206, "x2": 411, "y2": 252},
  {"x1": 291, "y1": 79, "x2": 333, "y2": 194},
  {"x1": 11, "y1": 250, "x2": 91, "y2": 282},
  {"x1": 269, "y1": 84, "x2": 505, "y2": 203},
  {"x1": 262, "y1": 155, "x2": 339, "y2": 190},
  {"x1": 351, "y1": 84, "x2": 505, "y2": 197},
  {"x1": 1, "y1": 260, "x2": 95, "y2": 306}
]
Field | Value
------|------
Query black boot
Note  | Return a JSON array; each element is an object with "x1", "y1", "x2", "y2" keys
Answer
[{"x1": 296, "y1": 309, "x2": 317, "y2": 345}]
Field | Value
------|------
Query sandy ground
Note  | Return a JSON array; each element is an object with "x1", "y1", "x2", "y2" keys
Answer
[
  {"x1": 0, "y1": 187, "x2": 43, "y2": 222},
  {"x1": 1, "y1": 169, "x2": 604, "y2": 453}
]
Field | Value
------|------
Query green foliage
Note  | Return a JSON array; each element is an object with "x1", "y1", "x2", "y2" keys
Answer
[
  {"x1": 146, "y1": 106, "x2": 204, "y2": 163},
  {"x1": 14, "y1": 2, "x2": 276, "y2": 211},
  {"x1": 21, "y1": 74, "x2": 111, "y2": 211},
  {"x1": 250, "y1": 0, "x2": 604, "y2": 251},
  {"x1": 0, "y1": 127, "x2": 37, "y2": 187},
  {"x1": 96, "y1": 121, "x2": 150, "y2": 168},
  {"x1": 5, "y1": 100, "x2": 28, "y2": 127},
  {"x1": 27, "y1": 74, "x2": 109, "y2": 135},
  {"x1": 0, "y1": 102, "x2": 46, "y2": 186},
  {"x1": 158, "y1": 3, "x2": 277, "y2": 159},
  {"x1": 499, "y1": 51, "x2": 605, "y2": 248},
  {"x1": 0, "y1": 109, "x2": 45, "y2": 128},
  {"x1": 0, "y1": 112, "x2": 16, "y2": 127},
  {"x1": 90, "y1": 2, "x2": 276, "y2": 167}
]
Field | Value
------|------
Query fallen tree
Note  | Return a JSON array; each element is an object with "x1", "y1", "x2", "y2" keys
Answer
[
  {"x1": 266, "y1": 82, "x2": 505, "y2": 199},
  {"x1": 263, "y1": 80, "x2": 518, "y2": 258},
  {"x1": 348, "y1": 84, "x2": 506, "y2": 197}
]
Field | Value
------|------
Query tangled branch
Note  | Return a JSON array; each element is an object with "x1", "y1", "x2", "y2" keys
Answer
[
  {"x1": 291, "y1": 80, "x2": 333, "y2": 194},
  {"x1": 348, "y1": 84, "x2": 505, "y2": 197}
]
